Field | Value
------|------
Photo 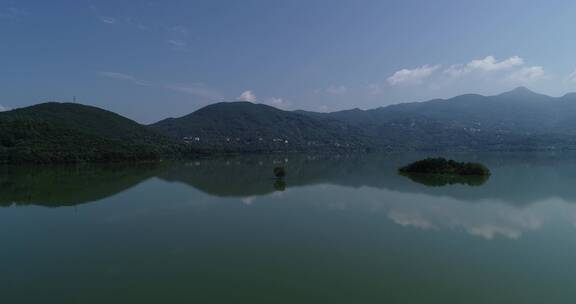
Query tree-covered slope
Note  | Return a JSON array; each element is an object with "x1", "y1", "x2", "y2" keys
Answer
[
  {"x1": 299, "y1": 87, "x2": 576, "y2": 150},
  {"x1": 0, "y1": 102, "x2": 176, "y2": 163},
  {"x1": 150, "y1": 101, "x2": 375, "y2": 151},
  {"x1": 0, "y1": 163, "x2": 164, "y2": 207},
  {"x1": 151, "y1": 88, "x2": 576, "y2": 152}
]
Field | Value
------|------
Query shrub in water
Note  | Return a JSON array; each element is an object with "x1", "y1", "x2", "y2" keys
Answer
[{"x1": 273, "y1": 166, "x2": 286, "y2": 178}]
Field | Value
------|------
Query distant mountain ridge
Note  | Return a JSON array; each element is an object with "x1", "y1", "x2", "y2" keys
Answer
[
  {"x1": 150, "y1": 87, "x2": 576, "y2": 152},
  {"x1": 4, "y1": 87, "x2": 576, "y2": 163}
]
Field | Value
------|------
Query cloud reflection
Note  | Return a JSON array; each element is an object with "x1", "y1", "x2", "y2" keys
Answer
[{"x1": 309, "y1": 186, "x2": 574, "y2": 240}]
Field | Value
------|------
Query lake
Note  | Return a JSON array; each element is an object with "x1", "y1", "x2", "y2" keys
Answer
[{"x1": 2, "y1": 153, "x2": 576, "y2": 303}]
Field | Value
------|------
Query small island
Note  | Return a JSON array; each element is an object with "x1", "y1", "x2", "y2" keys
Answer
[{"x1": 399, "y1": 157, "x2": 491, "y2": 176}]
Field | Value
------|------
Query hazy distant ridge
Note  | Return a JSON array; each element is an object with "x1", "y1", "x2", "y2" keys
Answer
[{"x1": 150, "y1": 87, "x2": 576, "y2": 151}]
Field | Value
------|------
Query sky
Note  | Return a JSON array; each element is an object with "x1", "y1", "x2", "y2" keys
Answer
[{"x1": 2, "y1": 0, "x2": 576, "y2": 123}]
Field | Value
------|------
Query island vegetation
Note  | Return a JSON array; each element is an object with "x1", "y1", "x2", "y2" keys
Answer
[{"x1": 399, "y1": 157, "x2": 491, "y2": 176}]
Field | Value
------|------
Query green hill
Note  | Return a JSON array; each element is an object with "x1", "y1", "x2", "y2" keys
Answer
[
  {"x1": 0, "y1": 102, "x2": 176, "y2": 163},
  {"x1": 149, "y1": 101, "x2": 375, "y2": 152},
  {"x1": 0, "y1": 163, "x2": 163, "y2": 207}
]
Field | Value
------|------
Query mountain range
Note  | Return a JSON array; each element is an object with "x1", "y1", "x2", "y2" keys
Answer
[
  {"x1": 2, "y1": 87, "x2": 576, "y2": 163},
  {"x1": 150, "y1": 87, "x2": 576, "y2": 152}
]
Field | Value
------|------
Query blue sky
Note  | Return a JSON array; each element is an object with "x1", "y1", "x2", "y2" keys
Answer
[{"x1": 2, "y1": 0, "x2": 576, "y2": 123}]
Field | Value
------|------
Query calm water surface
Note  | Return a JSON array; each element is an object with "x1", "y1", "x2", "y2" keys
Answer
[{"x1": 2, "y1": 153, "x2": 576, "y2": 303}]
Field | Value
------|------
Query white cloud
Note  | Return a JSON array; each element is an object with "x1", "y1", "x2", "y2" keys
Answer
[
  {"x1": 99, "y1": 71, "x2": 219, "y2": 100},
  {"x1": 169, "y1": 25, "x2": 189, "y2": 36},
  {"x1": 124, "y1": 17, "x2": 150, "y2": 31},
  {"x1": 165, "y1": 25, "x2": 191, "y2": 51},
  {"x1": 269, "y1": 97, "x2": 284, "y2": 105},
  {"x1": 443, "y1": 64, "x2": 469, "y2": 78},
  {"x1": 387, "y1": 64, "x2": 440, "y2": 85},
  {"x1": 89, "y1": 6, "x2": 192, "y2": 52},
  {"x1": 326, "y1": 85, "x2": 348, "y2": 95},
  {"x1": 444, "y1": 56, "x2": 525, "y2": 78},
  {"x1": 318, "y1": 105, "x2": 329, "y2": 112},
  {"x1": 266, "y1": 97, "x2": 292, "y2": 109},
  {"x1": 314, "y1": 85, "x2": 348, "y2": 96},
  {"x1": 382, "y1": 55, "x2": 547, "y2": 92},
  {"x1": 163, "y1": 83, "x2": 220, "y2": 99},
  {"x1": 238, "y1": 90, "x2": 257, "y2": 102},
  {"x1": 99, "y1": 72, "x2": 150, "y2": 86},
  {"x1": 367, "y1": 83, "x2": 383, "y2": 95},
  {"x1": 467, "y1": 55, "x2": 524, "y2": 72},
  {"x1": 566, "y1": 70, "x2": 576, "y2": 83},
  {"x1": 101, "y1": 17, "x2": 116, "y2": 24},
  {"x1": 167, "y1": 39, "x2": 189, "y2": 51},
  {"x1": 0, "y1": 104, "x2": 9, "y2": 112},
  {"x1": 89, "y1": 5, "x2": 116, "y2": 25},
  {"x1": 506, "y1": 66, "x2": 545, "y2": 83},
  {"x1": 0, "y1": 7, "x2": 27, "y2": 20},
  {"x1": 236, "y1": 91, "x2": 290, "y2": 109},
  {"x1": 314, "y1": 55, "x2": 544, "y2": 101}
]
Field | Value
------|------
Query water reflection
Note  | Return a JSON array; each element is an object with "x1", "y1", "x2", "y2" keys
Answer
[
  {"x1": 273, "y1": 179, "x2": 287, "y2": 191},
  {"x1": 5, "y1": 153, "x2": 576, "y2": 206},
  {"x1": 4, "y1": 153, "x2": 576, "y2": 240},
  {"x1": 156, "y1": 153, "x2": 576, "y2": 240},
  {"x1": 318, "y1": 186, "x2": 568, "y2": 240},
  {"x1": 158, "y1": 153, "x2": 576, "y2": 206},
  {"x1": 0, "y1": 163, "x2": 163, "y2": 207},
  {"x1": 4, "y1": 153, "x2": 576, "y2": 303},
  {"x1": 399, "y1": 172, "x2": 489, "y2": 187}
]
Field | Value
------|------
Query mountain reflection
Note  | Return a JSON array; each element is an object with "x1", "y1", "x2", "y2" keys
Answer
[
  {"x1": 5, "y1": 153, "x2": 576, "y2": 240},
  {"x1": 4, "y1": 152, "x2": 576, "y2": 208},
  {"x1": 0, "y1": 163, "x2": 163, "y2": 207},
  {"x1": 160, "y1": 153, "x2": 576, "y2": 206}
]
